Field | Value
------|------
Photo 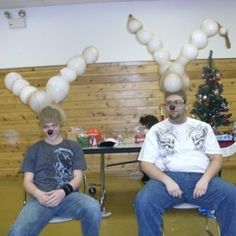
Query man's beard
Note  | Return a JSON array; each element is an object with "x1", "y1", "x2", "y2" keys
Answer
[{"x1": 169, "y1": 113, "x2": 180, "y2": 120}]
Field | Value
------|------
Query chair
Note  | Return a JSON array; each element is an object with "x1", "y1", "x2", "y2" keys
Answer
[{"x1": 23, "y1": 173, "x2": 87, "y2": 224}]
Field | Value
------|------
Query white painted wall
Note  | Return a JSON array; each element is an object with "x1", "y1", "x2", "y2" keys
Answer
[{"x1": 0, "y1": 0, "x2": 235, "y2": 69}]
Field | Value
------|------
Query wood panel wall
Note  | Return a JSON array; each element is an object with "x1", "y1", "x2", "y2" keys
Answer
[{"x1": 0, "y1": 59, "x2": 236, "y2": 178}]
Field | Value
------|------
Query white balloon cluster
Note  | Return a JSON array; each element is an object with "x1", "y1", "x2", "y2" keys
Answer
[
  {"x1": 127, "y1": 15, "x2": 231, "y2": 93},
  {"x1": 4, "y1": 46, "x2": 99, "y2": 113}
]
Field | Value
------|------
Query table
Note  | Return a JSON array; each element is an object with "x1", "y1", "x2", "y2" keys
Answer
[{"x1": 83, "y1": 144, "x2": 141, "y2": 216}]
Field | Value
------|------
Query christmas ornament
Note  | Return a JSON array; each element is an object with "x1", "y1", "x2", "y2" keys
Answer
[{"x1": 190, "y1": 51, "x2": 232, "y2": 130}]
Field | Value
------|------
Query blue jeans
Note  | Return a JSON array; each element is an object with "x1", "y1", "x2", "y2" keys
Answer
[
  {"x1": 134, "y1": 172, "x2": 236, "y2": 236},
  {"x1": 8, "y1": 192, "x2": 101, "y2": 236}
]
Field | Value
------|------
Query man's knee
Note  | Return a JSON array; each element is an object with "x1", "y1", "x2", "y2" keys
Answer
[
  {"x1": 84, "y1": 198, "x2": 101, "y2": 219},
  {"x1": 134, "y1": 189, "x2": 150, "y2": 212}
]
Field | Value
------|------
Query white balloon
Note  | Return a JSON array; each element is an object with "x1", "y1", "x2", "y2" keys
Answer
[
  {"x1": 29, "y1": 90, "x2": 52, "y2": 113},
  {"x1": 147, "y1": 38, "x2": 163, "y2": 53},
  {"x1": 182, "y1": 73, "x2": 191, "y2": 90},
  {"x1": 190, "y1": 30, "x2": 208, "y2": 49},
  {"x1": 82, "y1": 46, "x2": 99, "y2": 64},
  {"x1": 201, "y1": 19, "x2": 219, "y2": 37},
  {"x1": 67, "y1": 55, "x2": 86, "y2": 76},
  {"x1": 19, "y1": 85, "x2": 37, "y2": 104},
  {"x1": 4, "y1": 72, "x2": 23, "y2": 90},
  {"x1": 153, "y1": 48, "x2": 170, "y2": 65},
  {"x1": 60, "y1": 67, "x2": 77, "y2": 82},
  {"x1": 163, "y1": 73, "x2": 183, "y2": 92},
  {"x1": 12, "y1": 79, "x2": 30, "y2": 96},
  {"x1": 159, "y1": 62, "x2": 171, "y2": 75},
  {"x1": 136, "y1": 28, "x2": 153, "y2": 45},
  {"x1": 219, "y1": 27, "x2": 228, "y2": 36},
  {"x1": 175, "y1": 55, "x2": 189, "y2": 66},
  {"x1": 46, "y1": 75, "x2": 70, "y2": 103},
  {"x1": 181, "y1": 43, "x2": 198, "y2": 60},
  {"x1": 159, "y1": 77, "x2": 165, "y2": 91},
  {"x1": 127, "y1": 14, "x2": 143, "y2": 34},
  {"x1": 167, "y1": 62, "x2": 185, "y2": 75}
]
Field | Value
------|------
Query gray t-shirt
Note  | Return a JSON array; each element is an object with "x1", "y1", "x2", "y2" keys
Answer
[{"x1": 21, "y1": 139, "x2": 86, "y2": 191}]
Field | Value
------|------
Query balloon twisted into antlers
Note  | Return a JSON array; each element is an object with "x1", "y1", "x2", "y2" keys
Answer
[
  {"x1": 4, "y1": 46, "x2": 99, "y2": 113},
  {"x1": 127, "y1": 15, "x2": 231, "y2": 93}
]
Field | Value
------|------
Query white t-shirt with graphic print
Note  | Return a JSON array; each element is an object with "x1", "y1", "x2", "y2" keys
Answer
[{"x1": 138, "y1": 117, "x2": 221, "y2": 173}]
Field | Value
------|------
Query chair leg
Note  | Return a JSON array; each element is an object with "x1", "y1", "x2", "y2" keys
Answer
[
  {"x1": 217, "y1": 223, "x2": 221, "y2": 236},
  {"x1": 205, "y1": 215, "x2": 216, "y2": 236},
  {"x1": 205, "y1": 214, "x2": 221, "y2": 236},
  {"x1": 162, "y1": 222, "x2": 165, "y2": 236},
  {"x1": 205, "y1": 215, "x2": 210, "y2": 233}
]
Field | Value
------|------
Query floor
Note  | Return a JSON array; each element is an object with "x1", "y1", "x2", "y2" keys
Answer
[{"x1": 1, "y1": 168, "x2": 235, "y2": 236}]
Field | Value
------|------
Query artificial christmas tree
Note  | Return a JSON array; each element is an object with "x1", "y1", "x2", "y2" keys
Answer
[{"x1": 191, "y1": 50, "x2": 232, "y2": 132}]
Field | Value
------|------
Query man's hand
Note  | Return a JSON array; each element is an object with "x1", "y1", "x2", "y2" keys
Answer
[
  {"x1": 165, "y1": 178, "x2": 183, "y2": 198},
  {"x1": 33, "y1": 189, "x2": 51, "y2": 206},
  {"x1": 44, "y1": 190, "x2": 66, "y2": 207},
  {"x1": 193, "y1": 178, "x2": 209, "y2": 199},
  {"x1": 34, "y1": 189, "x2": 65, "y2": 207}
]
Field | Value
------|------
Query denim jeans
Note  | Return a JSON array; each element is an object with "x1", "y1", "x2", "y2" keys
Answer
[
  {"x1": 8, "y1": 192, "x2": 101, "y2": 236},
  {"x1": 134, "y1": 172, "x2": 236, "y2": 236}
]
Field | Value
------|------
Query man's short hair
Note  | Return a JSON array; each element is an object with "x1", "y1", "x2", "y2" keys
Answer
[
  {"x1": 38, "y1": 105, "x2": 65, "y2": 127},
  {"x1": 164, "y1": 90, "x2": 187, "y2": 103}
]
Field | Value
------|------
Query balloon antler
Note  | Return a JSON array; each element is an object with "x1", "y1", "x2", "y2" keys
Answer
[
  {"x1": 127, "y1": 15, "x2": 231, "y2": 93},
  {"x1": 4, "y1": 46, "x2": 99, "y2": 113}
]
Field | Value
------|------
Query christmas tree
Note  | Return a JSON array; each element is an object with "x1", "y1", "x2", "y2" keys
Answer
[{"x1": 191, "y1": 50, "x2": 232, "y2": 132}]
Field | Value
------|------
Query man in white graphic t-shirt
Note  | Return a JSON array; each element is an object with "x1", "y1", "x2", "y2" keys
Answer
[{"x1": 134, "y1": 90, "x2": 236, "y2": 236}]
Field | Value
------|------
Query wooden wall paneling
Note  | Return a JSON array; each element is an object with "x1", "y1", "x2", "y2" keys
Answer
[{"x1": 0, "y1": 59, "x2": 236, "y2": 177}]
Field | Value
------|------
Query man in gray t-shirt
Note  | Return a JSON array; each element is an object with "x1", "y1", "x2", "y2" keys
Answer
[
  {"x1": 22, "y1": 139, "x2": 86, "y2": 192},
  {"x1": 8, "y1": 105, "x2": 101, "y2": 236}
]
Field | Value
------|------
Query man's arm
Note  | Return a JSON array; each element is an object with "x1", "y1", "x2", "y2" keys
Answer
[
  {"x1": 23, "y1": 172, "x2": 38, "y2": 196},
  {"x1": 140, "y1": 161, "x2": 183, "y2": 198},
  {"x1": 23, "y1": 172, "x2": 52, "y2": 206},
  {"x1": 68, "y1": 169, "x2": 84, "y2": 191},
  {"x1": 193, "y1": 154, "x2": 223, "y2": 198},
  {"x1": 204, "y1": 154, "x2": 223, "y2": 179}
]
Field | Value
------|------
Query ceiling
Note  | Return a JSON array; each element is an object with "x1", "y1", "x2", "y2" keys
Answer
[{"x1": 0, "y1": 0, "x2": 149, "y2": 9}]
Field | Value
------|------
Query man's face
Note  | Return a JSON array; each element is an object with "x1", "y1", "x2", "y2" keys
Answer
[
  {"x1": 165, "y1": 94, "x2": 186, "y2": 122},
  {"x1": 42, "y1": 123, "x2": 60, "y2": 137}
]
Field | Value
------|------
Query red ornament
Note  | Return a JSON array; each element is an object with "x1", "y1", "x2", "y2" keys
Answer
[{"x1": 87, "y1": 128, "x2": 102, "y2": 144}]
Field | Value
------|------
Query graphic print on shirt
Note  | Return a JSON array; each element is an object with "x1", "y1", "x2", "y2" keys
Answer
[
  {"x1": 53, "y1": 147, "x2": 73, "y2": 188},
  {"x1": 155, "y1": 127, "x2": 177, "y2": 170},
  {"x1": 154, "y1": 123, "x2": 208, "y2": 170},
  {"x1": 188, "y1": 124, "x2": 208, "y2": 151}
]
